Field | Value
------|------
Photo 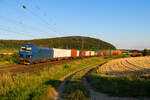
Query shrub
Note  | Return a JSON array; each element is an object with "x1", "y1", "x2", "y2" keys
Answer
[{"x1": 64, "y1": 65, "x2": 71, "y2": 69}]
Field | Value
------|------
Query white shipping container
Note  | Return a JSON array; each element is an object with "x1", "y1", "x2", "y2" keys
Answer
[
  {"x1": 85, "y1": 51, "x2": 90, "y2": 56},
  {"x1": 77, "y1": 50, "x2": 80, "y2": 56},
  {"x1": 91, "y1": 51, "x2": 95, "y2": 56},
  {"x1": 51, "y1": 48, "x2": 71, "y2": 58}
]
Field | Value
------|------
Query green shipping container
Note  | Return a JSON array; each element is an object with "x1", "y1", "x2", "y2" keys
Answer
[
  {"x1": 108, "y1": 52, "x2": 110, "y2": 56},
  {"x1": 123, "y1": 52, "x2": 126, "y2": 55},
  {"x1": 111, "y1": 52, "x2": 113, "y2": 56},
  {"x1": 129, "y1": 53, "x2": 132, "y2": 55},
  {"x1": 94, "y1": 52, "x2": 97, "y2": 56}
]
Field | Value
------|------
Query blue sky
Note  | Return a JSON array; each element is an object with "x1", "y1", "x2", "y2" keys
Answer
[{"x1": 0, "y1": 0, "x2": 150, "y2": 49}]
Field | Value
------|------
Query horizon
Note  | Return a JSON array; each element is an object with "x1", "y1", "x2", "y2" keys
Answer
[{"x1": 0, "y1": 0, "x2": 150, "y2": 49}]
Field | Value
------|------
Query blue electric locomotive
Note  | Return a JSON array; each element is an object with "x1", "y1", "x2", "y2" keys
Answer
[{"x1": 19, "y1": 44, "x2": 53, "y2": 64}]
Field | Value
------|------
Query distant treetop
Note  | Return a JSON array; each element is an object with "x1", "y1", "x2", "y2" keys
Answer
[{"x1": 0, "y1": 36, "x2": 116, "y2": 51}]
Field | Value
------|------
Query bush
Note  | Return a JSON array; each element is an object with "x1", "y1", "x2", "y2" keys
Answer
[
  {"x1": 64, "y1": 65, "x2": 71, "y2": 69},
  {"x1": 0, "y1": 53, "x2": 19, "y2": 65},
  {"x1": 143, "y1": 49, "x2": 150, "y2": 56},
  {"x1": 0, "y1": 54, "x2": 4, "y2": 58}
]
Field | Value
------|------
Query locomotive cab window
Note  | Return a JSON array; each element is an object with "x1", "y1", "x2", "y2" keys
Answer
[{"x1": 20, "y1": 47, "x2": 32, "y2": 52}]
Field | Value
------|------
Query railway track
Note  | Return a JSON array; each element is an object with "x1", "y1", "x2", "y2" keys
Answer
[{"x1": 0, "y1": 57, "x2": 84, "y2": 73}]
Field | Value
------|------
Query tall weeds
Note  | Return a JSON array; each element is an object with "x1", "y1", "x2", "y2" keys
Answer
[{"x1": 0, "y1": 57, "x2": 105, "y2": 100}]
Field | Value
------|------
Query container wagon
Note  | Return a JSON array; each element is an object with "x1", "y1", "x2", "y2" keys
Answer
[{"x1": 18, "y1": 44, "x2": 141, "y2": 64}]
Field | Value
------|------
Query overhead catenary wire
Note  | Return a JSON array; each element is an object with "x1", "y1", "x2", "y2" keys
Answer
[
  {"x1": 0, "y1": 26, "x2": 37, "y2": 38},
  {"x1": 0, "y1": 23, "x2": 45, "y2": 37},
  {"x1": 32, "y1": 0, "x2": 57, "y2": 28},
  {"x1": 16, "y1": 0, "x2": 22, "y2": 7},
  {"x1": 0, "y1": 16, "x2": 52, "y2": 37},
  {"x1": 0, "y1": 1, "x2": 62, "y2": 39},
  {"x1": 22, "y1": 5, "x2": 58, "y2": 33},
  {"x1": 15, "y1": 0, "x2": 58, "y2": 35},
  {"x1": 18, "y1": 1, "x2": 60, "y2": 35}
]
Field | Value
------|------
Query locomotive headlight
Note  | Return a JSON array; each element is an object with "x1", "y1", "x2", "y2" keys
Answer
[{"x1": 29, "y1": 55, "x2": 32, "y2": 58}]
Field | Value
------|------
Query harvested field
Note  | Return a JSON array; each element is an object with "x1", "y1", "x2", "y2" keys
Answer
[
  {"x1": 87, "y1": 57, "x2": 150, "y2": 98},
  {"x1": 98, "y1": 56, "x2": 150, "y2": 75}
]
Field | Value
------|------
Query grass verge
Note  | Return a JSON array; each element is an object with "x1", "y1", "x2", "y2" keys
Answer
[
  {"x1": 0, "y1": 57, "x2": 106, "y2": 100},
  {"x1": 0, "y1": 53, "x2": 18, "y2": 66},
  {"x1": 87, "y1": 68, "x2": 150, "y2": 98}
]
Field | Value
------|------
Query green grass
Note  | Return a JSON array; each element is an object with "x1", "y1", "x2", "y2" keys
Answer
[
  {"x1": 62, "y1": 64, "x2": 100, "y2": 100},
  {"x1": 0, "y1": 53, "x2": 18, "y2": 66},
  {"x1": 62, "y1": 56, "x2": 126, "y2": 100},
  {"x1": 0, "y1": 56, "x2": 128, "y2": 100},
  {"x1": 0, "y1": 61, "x2": 10, "y2": 66},
  {"x1": 87, "y1": 69, "x2": 150, "y2": 98},
  {"x1": 0, "y1": 57, "x2": 107, "y2": 100}
]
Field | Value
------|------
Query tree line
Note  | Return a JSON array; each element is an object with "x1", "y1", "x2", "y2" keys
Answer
[{"x1": 0, "y1": 36, "x2": 116, "y2": 51}]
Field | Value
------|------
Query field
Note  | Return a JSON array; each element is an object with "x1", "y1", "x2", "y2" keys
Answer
[
  {"x1": 98, "y1": 56, "x2": 150, "y2": 75},
  {"x1": 87, "y1": 56, "x2": 150, "y2": 98}
]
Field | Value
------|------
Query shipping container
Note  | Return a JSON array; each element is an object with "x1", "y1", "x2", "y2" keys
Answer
[
  {"x1": 71, "y1": 49, "x2": 78, "y2": 57},
  {"x1": 103, "y1": 52, "x2": 105, "y2": 56},
  {"x1": 110, "y1": 52, "x2": 113, "y2": 56},
  {"x1": 108, "y1": 51, "x2": 111, "y2": 56},
  {"x1": 85, "y1": 51, "x2": 90, "y2": 56},
  {"x1": 132, "y1": 53, "x2": 137, "y2": 55},
  {"x1": 94, "y1": 52, "x2": 97, "y2": 56},
  {"x1": 100, "y1": 52, "x2": 103, "y2": 56},
  {"x1": 121, "y1": 52, "x2": 123, "y2": 55},
  {"x1": 98, "y1": 52, "x2": 101, "y2": 56},
  {"x1": 80, "y1": 50, "x2": 86, "y2": 56},
  {"x1": 112, "y1": 52, "x2": 116, "y2": 55},
  {"x1": 52, "y1": 48, "x2": 71, "y2": 58},
  {"x1": 91, "y1": 51, "x2": 95, "y2": 56},
  {"x1": 89, "y1": 51, "x2": 91, "y2": 56},
  {"x1": 123, "y1": 52, "x2": 126, "y2": 55},
  {"x1": 104, "y1": 52, "x2": 108, "y2": 56},
  {"x1": 77, "y1": 51, "x2": 80, "y2": 56}
]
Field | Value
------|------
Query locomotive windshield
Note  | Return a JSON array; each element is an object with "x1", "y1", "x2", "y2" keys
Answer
[{"x1": 20, "y1": 46, "x2": 32, "y2": 52}]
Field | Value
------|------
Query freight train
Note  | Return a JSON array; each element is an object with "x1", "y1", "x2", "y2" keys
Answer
[{"x1": 18, "y1": 44, "x2": 142, "y2": 64}]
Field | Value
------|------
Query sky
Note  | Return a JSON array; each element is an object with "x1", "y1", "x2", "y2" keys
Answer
[{"x1": 0, "y1": 0, "x2": 150, "y2": 49}]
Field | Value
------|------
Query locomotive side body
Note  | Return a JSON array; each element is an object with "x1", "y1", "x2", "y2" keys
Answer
[{"x1": 31, "y1": 47, "x2": 53, "y2": 63}]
